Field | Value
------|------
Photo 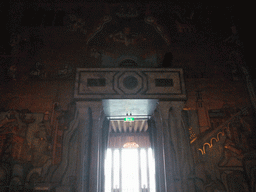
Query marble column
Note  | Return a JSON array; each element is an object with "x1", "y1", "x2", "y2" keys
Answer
[
  {"x1": 153, "y1": 102, "x2": 175, "y2": 192},
  {"x1": 154, "y1": 101, "x2": 195, "y2": 192},
  {"x1": 76, "y1": 101, "x2": 104, "y2": 192}
]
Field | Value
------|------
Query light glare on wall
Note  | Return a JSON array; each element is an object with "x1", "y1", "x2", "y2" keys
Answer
[{"x1": 123, "y1": 141, "x2": 139, "y2": 148}]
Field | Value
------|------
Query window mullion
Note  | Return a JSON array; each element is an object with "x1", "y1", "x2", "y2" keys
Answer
[
  {"x1": 146, "y1": 148, "x2": 150, "y2": 192},
  {"x1": 111, "y1": 149, "x2": 114, "y2": 192},
  {"x1": 119, "y1": 148, "x2": 122, "y2": 192},
  {"x1": 138, "y1": 148, "x2": 142, "y2": 192}
]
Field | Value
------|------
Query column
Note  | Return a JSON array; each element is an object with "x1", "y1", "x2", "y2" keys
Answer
[
  {"x1": 75, "y1": 101, "x2": 104, "y2": 192},
  {"x1": 156, "y1": 101, "x2": 195, "y2": 192},
  {"x1": 169, "y1": 101, "x2": 195, "y2": 192}
]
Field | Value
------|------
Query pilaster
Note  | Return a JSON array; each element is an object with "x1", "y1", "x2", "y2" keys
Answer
[{"x1": 75, "y1": 101, "x2": 104, "y2": 192}]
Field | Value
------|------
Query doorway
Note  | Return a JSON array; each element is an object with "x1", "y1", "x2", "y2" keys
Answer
[
  {"x1": 102, "y1": 100, "x2": 159, "y2": 192},
  {"x1": 104, "y1": 120, "x2": 156, "y2": 192}
]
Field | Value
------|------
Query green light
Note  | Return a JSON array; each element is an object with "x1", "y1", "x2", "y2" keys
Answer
[{"x1": 124, "y1": 117, "x2": 134, "y2": 121}]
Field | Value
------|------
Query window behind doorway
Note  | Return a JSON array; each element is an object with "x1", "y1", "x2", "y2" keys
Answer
[{"x1": 104, "y1": 120, "x2": 156, "y2": 192}]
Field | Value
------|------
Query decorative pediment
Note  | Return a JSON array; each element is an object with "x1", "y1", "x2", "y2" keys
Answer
[
  {"x1": 86, "y1": 15, "x2": 170, "y2": 48},
  {"x1": 85, "y1": 15, "x2": 170, "y2": 67}
]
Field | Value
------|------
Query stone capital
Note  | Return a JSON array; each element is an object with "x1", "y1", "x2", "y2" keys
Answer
[{"x1": 76, "y1": 101, "x2": 103, "y2": 120}]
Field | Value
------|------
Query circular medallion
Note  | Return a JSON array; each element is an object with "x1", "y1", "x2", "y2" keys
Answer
[{"x1": 123, "y1": 76, "x2": 138, "y2": 90}]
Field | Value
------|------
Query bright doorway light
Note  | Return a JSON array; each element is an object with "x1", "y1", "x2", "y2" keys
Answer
[{"x1": 104, "y1": 147, "x2": 156, "y2": 192}]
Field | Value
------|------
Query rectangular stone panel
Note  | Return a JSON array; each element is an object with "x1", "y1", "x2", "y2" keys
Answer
[
  {"x1": 87, "y1": 78, "x2": 106, "y2": 87},
  {"x1": 77, "y1": 71, "x2": 118, "y2": 95},
  {"x1": 143, "y1": 71, "x2": 182, "y2": 95},
  {"x1": 155, "y1": 79, "x2": 174, "y2": 87}
]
